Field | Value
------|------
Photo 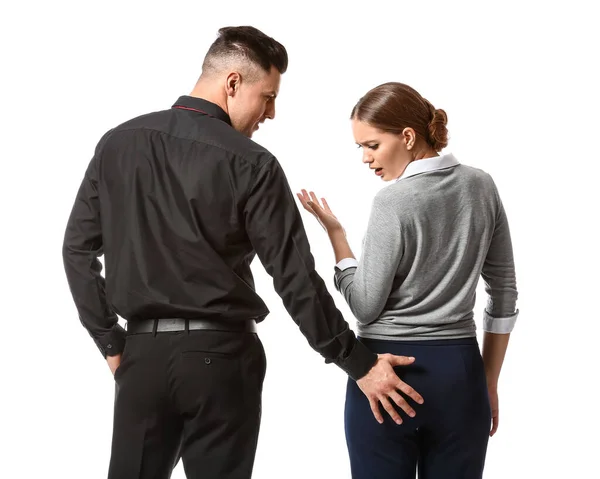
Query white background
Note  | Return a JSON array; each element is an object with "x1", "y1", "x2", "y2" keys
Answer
[{"x1": 1, "y1": 0, "x2": 599, "y2": 477}]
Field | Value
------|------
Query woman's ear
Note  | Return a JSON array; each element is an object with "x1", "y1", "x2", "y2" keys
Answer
[{"x1": 402, "y1": 127, "x2": 417, "y2": 150}]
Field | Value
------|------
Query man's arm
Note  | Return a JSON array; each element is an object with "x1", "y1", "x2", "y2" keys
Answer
[
  {"x1": 243, "y1": 156, "x2": 377, "y2": 380},
  {"x1": 62, "y1": 136, "x2": 125, "y2": 359}
]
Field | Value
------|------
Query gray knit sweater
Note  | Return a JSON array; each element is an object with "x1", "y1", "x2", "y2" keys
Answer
[{"x1": 334, "y1": 154, "x2": 518, "y2": 340}]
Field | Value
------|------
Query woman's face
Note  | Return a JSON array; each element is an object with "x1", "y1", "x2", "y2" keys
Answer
[{"x1": 352, "y1": 120, "x2": 413, "y2": 181}]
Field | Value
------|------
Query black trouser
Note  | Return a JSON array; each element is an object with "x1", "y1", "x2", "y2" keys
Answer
[{"x1": 108, "y1": 327, "x2": 266, "y2": 479}]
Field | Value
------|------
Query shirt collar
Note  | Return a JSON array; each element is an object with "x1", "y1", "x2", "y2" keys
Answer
[
  {"x1": 172, "y1": 96, "x2": 232, "y2": 126},
  {"x1": 396, "y1": 153, "x2": 460, "y2": 182}
]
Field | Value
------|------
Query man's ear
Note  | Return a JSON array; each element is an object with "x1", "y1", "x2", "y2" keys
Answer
[{"x1": 226, "y1": 72, "x2": 241, "y2": 97}]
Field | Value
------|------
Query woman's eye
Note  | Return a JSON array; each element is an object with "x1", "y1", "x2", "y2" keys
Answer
[{"x1": 357, "y1": 144, "x2": 378, "y2": 150}]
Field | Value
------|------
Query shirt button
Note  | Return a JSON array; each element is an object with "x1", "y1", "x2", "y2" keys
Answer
[{"x1": 204, "y1": 358, "x2": 211, "y2": 365}]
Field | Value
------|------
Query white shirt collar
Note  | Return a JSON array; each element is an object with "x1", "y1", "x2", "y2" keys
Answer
[{"x1": 395, "y1": 153, "x2": 460, "y2": 182}]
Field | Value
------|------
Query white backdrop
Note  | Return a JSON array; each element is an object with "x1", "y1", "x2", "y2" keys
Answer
[{"x1": 1, "y1": 0, "x2": 599, "y2": 477}]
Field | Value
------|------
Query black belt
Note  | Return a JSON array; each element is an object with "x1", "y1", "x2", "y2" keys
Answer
[{"x1": 126, "y1": 318, "x2": 257, "y2": 335}]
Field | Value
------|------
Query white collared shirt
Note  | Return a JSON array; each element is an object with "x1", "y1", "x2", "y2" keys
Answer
[{"x1": 395, "y1": 152, "x2": 460, "y2": 182}]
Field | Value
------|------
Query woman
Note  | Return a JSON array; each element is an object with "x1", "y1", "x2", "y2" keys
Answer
[{"x1": 297, "y1": 82, "x2": 518, "y2": 479}]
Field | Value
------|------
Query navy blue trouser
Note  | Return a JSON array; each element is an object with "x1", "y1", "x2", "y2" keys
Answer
[{"x1": 345, "y1": 337, "x2": 491, "y2": 479}]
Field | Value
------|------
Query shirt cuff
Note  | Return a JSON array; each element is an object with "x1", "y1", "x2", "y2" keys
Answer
[
  {"x1": 332, "y1": 339, "x2": 378, "y2": 381},
  {"x1": 93, "y1": 323, "x2": 127, "y2": 357},
  {"x1": 333, "y1": 266, "x2": 357, "y2": 292},
  {"x1": 336, "y1": 258, "x2": 359, "y2": 271},
  {"x1": 483, "y1": 309, "x2": 519, "y2": 334}
]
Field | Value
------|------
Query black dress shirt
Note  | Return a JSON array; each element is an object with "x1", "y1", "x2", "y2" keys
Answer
[{"x1": 62, "y1": 96, "x2": 377, "y2": 380}]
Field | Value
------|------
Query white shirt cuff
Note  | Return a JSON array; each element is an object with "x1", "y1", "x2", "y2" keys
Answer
[
  {"x1": 483, "y1": 309, "x2": 519, "y2": 334},
  {"x1": 336, "y1": 258, "x2": 359, "y2": 271}
]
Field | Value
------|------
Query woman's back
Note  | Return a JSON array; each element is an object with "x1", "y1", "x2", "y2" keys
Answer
[{"x1": 334, "y1": 154, "x2": 517, "y2": 341}]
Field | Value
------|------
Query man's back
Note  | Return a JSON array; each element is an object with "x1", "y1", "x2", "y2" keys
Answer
[
  {"x1": 97, "y1": 96, "x2": 271, "y2": 322},
  {"x1": 64, "y1": 93, "x2": 377, "y2": 376}
]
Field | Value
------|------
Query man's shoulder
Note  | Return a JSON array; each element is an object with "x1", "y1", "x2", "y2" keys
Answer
[
  {"x1": 209, "y1": 122, "x2": 275, "y2": 163},
  {"x1": 112, "y1": 108, "x2": 172, "y2": 131},
  {"x1": 104, "y1": 108, "x2": 275, "y2": 167},
  {"x1": 99, "y1": 109, "x2": 171, "y2": 145}
]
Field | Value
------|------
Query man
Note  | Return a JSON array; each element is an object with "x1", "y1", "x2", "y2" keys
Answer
[{"x1": 63, "y1": 26, "x2": 423, "y2": 479}]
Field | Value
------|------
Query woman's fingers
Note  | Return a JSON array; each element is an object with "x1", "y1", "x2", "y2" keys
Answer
[
  {"x1": 309, "y1": 190, "x2": 321, "y2": 207},
  {"x1": 296, "y1": 192, "x2": 311, "y2": 212}
]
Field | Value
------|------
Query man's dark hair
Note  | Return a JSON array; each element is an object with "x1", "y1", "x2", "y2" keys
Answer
[{"x1": 202, "y1": 26, "x2": 288, "y2": 76}]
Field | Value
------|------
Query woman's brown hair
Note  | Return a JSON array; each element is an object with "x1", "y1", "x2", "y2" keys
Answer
[{"x1": 351, "y1": 82, "x2": 449, "y2": 151}]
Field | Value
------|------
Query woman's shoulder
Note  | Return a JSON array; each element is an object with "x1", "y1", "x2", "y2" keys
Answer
[
  {"x1": 372, "y1": 183, "x2": 417, "y2": 214},
  {"x1": 455, "y1": 163, "x2": 496, "y2": 182}
]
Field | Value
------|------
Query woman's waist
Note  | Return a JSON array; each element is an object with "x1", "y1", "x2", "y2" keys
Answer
[{"x1": 357, "y1": 314, "x2": 477, "y2": 343}]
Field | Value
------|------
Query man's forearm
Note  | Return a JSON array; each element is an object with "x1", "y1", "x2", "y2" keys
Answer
[
  {"x1": 482, "y1": 331, "x2": 510, "y2": 388},
  {"x1": 63, "y1": 168, "x2": 125, "y2": 357},
  {"x1": 244, "y1": 159, "x2": 376, "y2": 379},
  {"x1": 328, "y1": 228, "x2": 355, "y2": 263},
  {"x1": 63, "y1": 245, "x2": 126, "y2": 357}
]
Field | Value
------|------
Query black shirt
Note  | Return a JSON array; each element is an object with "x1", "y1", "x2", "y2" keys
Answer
[{"x1": 62, "y1": 96, "x2": 377, "y2": 380}]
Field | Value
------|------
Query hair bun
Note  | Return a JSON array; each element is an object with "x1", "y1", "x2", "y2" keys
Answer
[{"x1": 427, "y1": 108, "x2": 449, "y2": 151}]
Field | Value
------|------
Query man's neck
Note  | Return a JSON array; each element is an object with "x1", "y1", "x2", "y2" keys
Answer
[{"x1": 189, "y1": 81, "x2": 229, "y2": 115}]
